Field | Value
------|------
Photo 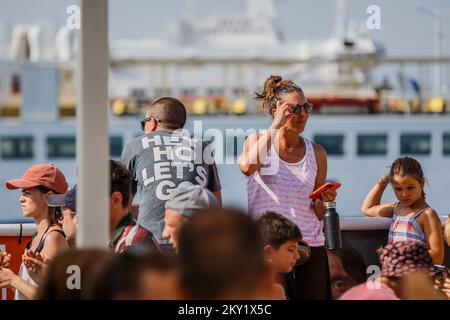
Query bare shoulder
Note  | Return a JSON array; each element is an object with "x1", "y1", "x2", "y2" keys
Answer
[
  {"x1": 311, "y1": 142, "x2": 327, "y2": 169},
  {"x1": 272, "y1": 283, "x2": 286, "y2": 300},
  {"x1": 43, "y1": 227, "x2": 67, "y2": 249},
  {"x1": 45, "y1": 228, "x2": 67, "y2": 243},
  {"x1": 312, "y1": 142, "x2": 327, "y2": 158},
  {"x1": 422, "y1": 208, "x2": 442, "y2": 223}
]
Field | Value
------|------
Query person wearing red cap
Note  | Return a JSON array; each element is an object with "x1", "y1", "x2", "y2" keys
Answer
[{"x1": 0, "y1": 164, "x2": 69, "y2": 300}]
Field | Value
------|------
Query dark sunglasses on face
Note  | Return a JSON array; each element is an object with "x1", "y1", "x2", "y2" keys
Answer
[
  {"x1": 140, "y1": 116, "x2": 161, "y2": 131},
  {"x1": 291, "y1": 102, "x2": 314, "y2": 114}
]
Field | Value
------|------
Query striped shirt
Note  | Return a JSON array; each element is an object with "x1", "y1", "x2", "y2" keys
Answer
[
  {"x1": 246, "y1": 137, "x2": 324, "y2": 247},
  {"x1": 388, "y1": 202, "x2": 428, "y2": 244},
  {"x1": 110, "y1": 213, "x2": 161, "y2": 254}
]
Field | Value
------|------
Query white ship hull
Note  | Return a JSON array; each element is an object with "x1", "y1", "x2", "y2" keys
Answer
[{"x1": 1, "y1": 114, "x2": 449, "y2": 222}]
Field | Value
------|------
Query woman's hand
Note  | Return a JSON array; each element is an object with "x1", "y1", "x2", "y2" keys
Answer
[
  {"x1": 23, "y1": 249, "x2": 47, "y2": 275},
  {"x1": 0, "y1": 268, "x2": 18, "y2": 289},
  {"x1": 320, "y1": 189, "x2": 337, "y2": 203},
  {"x1": 270, "y1": 100, "x2": 294, "y2": 129},
  {"x1": 1, "y1": 251, "x2": 12, "y2": 268}
]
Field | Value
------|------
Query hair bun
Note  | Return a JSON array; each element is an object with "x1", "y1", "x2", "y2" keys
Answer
[
  {"x1": 254, "y1": 75, "x2": 301, "y2": 114},
  {"x1": 262, "y1": 75, "x2": 284, "y2": 102},
  {"x1": 267, "y1": 75, "x2": 282, "y2": 86}
]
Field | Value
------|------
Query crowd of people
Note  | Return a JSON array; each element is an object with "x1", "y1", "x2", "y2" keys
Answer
[{"x1": 0, "y1": 75, "x2": 449, "y2": 300}]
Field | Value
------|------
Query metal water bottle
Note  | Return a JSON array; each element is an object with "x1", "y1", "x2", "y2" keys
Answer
[{"x1": 324, "y1": 201, "x2": 342, "y2": 250}]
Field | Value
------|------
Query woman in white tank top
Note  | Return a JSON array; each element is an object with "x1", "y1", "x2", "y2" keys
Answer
[{"x1": 239, "y1": 75, "x2": 337, "y2": 300}]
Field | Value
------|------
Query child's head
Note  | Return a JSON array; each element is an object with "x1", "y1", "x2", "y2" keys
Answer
[
  {"x1": 48, "y1": 186, "x2": 78, "y2": 245},
  {"x1": 379, "y1": 241, "x2": 445, "y2": 299},
  {"x1": 327, "y1": 248, "x2": 367, "y2": 300},
  {"x1": 256, "y1": 211, "x2": 301, "y2": 274},
  {"x1": 389, "y1": 157, "x2": 426, "y2": 205}
]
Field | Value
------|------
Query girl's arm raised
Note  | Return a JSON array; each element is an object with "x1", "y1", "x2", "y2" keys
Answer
[
  {"x1": 422, "y1": 209, "x2": 445, "y2": 264},
  {"x1": 361, "y1": 175, "x2": 395, "y2": 217}
]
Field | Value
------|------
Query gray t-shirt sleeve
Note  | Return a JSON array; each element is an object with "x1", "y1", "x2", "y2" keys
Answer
[
  {"x1": 120, "y1": 142, "x2": 138, "y2": 192},
  {"x1": 207, "y1": 162, "x2": 221, "y2": 192}
]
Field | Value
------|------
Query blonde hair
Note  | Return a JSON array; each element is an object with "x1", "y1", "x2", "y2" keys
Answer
[{"x1": 254, "y1": 75, "x2": 303, "y2": 114}]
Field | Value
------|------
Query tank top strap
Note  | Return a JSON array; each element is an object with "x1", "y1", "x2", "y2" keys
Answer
[
  {"x1": 393, "y1": 202, "x2": 400, "y2": 216},
  {"x1": 35, "y1": 226, "x2": 66, "y2": 254},
  {"x1": 412, "y1": 207, "x2": 430, "y2": 219},
  {"x1": 26, "y1": 224, "x2": 51, "y2": 254},
  {"x1": 303, "y1": 138, "x2": 315, "y2": 163},
  {"x1": 303, "y1": 137, "x2": 312, "y2": 152}
]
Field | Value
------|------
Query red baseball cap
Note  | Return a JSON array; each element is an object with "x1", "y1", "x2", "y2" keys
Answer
[{"x1": 5, "y1": 163, "x2": 68, "y2": 194}]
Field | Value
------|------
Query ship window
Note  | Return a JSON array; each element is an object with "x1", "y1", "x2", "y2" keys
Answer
[
  {"x1": 181, "y1": 88, "x2": 196, "y2": 96},
  {"x1": 110, "y1": 136, "x2": 123, "y2": 158},
  {"x1": 358, "y1": 134, "x2": 387, "y2": 155},
  {"x1": 207, "y1": 87, "x2": 224, "y2": 95},
  {"x1": 400, "y1": 133, "x2": 431, "y2": 155},
  {"x1": 443, "y1": 133, "x2": 450, "y2": 155},
  {"x1": 233, "y1": 87, "x2": 246, "y2": 96},
  {"x1": 1, "y1": 136, "x2": 34, "y2": 159},
  {"x1": 225, "y1": 135, "x2": 240, "y2": 158},
  {"x1": 47, "y1": 136, "x2": 76, "y2": 158},
  {"x1": 313, "y1": 134, "x2": 344, "y2": 155},
  {"x1": 47, "y1": 136, "x2": 124, "y2": 158}
]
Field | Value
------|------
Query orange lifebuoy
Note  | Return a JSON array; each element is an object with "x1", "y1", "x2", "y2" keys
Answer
[{"x1": 0, "y1": 223, "x2": 35, "y2": 300}]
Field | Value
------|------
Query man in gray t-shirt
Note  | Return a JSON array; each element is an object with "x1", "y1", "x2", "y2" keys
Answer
[{"x1": 120, "y1": 97, "x2": 222, "y2": 246}]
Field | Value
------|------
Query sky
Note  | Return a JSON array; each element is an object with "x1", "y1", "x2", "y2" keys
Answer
[
  {"x1": 1, "y1": 0, "x2": 449, "y2": 57},
  {"x1": 1, "y1": 0, "x2": 450, "y2": 95}
]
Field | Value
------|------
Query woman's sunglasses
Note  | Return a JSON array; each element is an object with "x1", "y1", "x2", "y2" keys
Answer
[{"x1": 291, "y1": 102, "x2": 314, "y2": 114}]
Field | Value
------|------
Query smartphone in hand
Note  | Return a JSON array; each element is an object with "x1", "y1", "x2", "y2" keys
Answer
[{"x1": 309, "y1": 182, "x2": 341, "y2": 200}]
